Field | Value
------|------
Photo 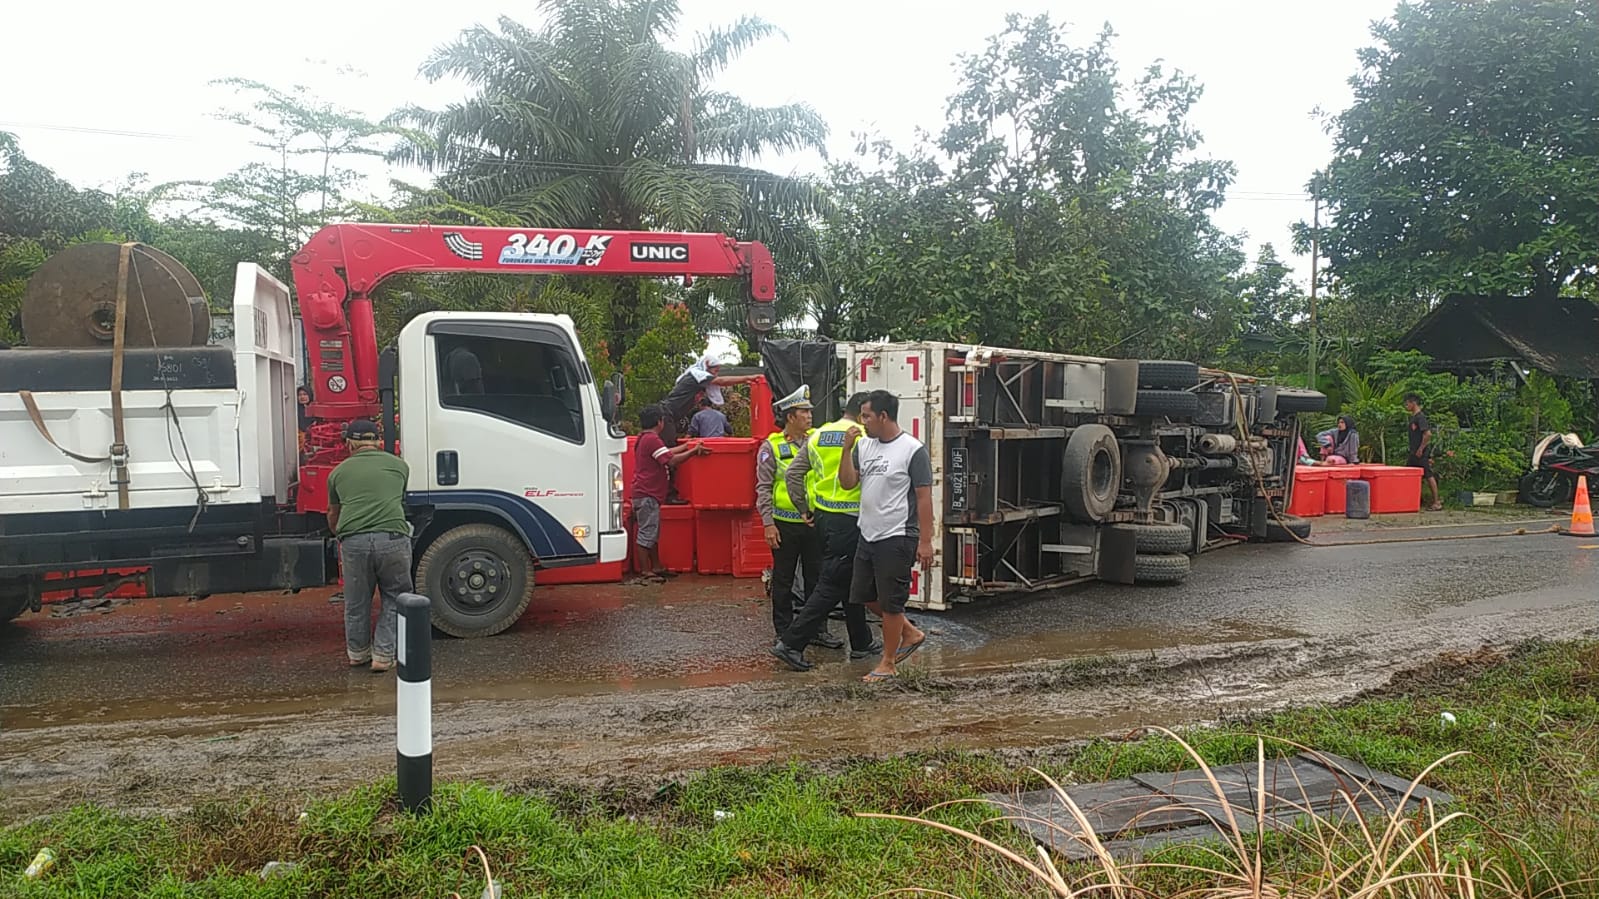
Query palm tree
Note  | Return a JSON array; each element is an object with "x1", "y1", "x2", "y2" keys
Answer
[{"x1": 391, "y1": 1, "x2": 831, "y2": 356}]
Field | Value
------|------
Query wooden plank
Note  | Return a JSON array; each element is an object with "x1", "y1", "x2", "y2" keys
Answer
[
  {"x1": 1301, "y1": 750, "x2": 1455, "y2": 806},
  {"x1": 990, "y1": 753, "x2": 1454, "y2": 861}
]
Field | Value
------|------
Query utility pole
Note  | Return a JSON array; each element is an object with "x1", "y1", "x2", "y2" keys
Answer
[{"x1": 1308, "y1": 198, "x2": 1320, "y2": 389}]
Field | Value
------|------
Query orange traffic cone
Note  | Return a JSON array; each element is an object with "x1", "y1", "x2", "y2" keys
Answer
[{"x1": 1565, "y1": 476, "x2": 1595, "y2": 537}]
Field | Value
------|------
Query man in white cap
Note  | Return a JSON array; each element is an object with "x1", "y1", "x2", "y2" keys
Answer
[
  {"x1": 661, "y1": 352, "x2": 760, "y2": 445},
  {"x1": 755, "y1": 385, "x2": 841, "y2": 647}
]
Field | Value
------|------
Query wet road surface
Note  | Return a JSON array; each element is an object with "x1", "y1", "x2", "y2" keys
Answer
[{"x1": 2, "y1": 522, "x2": 1595, "y2": 816}]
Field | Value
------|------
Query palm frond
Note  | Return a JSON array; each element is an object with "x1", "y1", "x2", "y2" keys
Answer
[
  {"x1": 494, "y1": 174, "x2": 601, "y2": 227},
  {"x1": 696, "y1": 94, "x2": 829, "y2": 164},
  {"x1": 694, "y1": 15, "x2": 783, "y2": 78}
]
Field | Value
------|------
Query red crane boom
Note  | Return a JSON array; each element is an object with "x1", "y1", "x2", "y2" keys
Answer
[{"x1": 290, "y1": 222, "x2": 777, "y2": 420}]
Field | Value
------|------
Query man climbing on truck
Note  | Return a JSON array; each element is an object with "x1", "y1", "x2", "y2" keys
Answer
[
  {"x1": 839, "y1": 390, "x2": 931, "y2": 682},
  {"x1": 326, "y1": 419, "x2": 412, "y2": 673}
]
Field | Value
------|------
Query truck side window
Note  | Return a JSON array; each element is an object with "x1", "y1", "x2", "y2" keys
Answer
[{"x1": 435, "y1": 334, "x2": 585, "y2": 444}]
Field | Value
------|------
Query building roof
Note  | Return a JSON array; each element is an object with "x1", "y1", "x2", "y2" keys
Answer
[{"x1": 1397, "y1": 294, "x2": 1599, "y2": 378}]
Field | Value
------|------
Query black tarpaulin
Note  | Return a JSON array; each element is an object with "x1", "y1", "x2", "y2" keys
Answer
[{"x1": 761, "y1": 339, "x2": 843, "y2": 423}]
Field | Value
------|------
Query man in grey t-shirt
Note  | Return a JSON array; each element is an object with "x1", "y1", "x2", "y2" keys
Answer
[{"x1": 839, "y1": 389, "x2": 932, "y2": 682}]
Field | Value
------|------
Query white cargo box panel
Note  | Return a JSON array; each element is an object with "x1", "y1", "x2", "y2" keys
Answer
[
  {"x1": 839, "y1": 342, "x2": 950, "y2": 610},
  {"x1": 0, "y1": 263, "x2": 296, "y2": 515}
]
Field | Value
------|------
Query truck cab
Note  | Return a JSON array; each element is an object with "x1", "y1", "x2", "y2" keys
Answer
[{"x1": 392, "y1": 312, "x2": 626, "y2": 636}]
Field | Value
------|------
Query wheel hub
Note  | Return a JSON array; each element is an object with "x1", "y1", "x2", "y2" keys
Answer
[{"x1": 446, "y1": 551, "x2": 507, "y2": 610}]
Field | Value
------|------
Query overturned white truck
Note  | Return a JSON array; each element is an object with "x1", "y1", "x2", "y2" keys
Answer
[{"x1": 764, "y1": 340, "x2": 1326, "y2": 610}]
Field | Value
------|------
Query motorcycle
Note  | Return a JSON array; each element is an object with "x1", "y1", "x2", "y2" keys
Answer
[{"x1": 1518, "y1": 433, "x2": 1599, "y2": 507}]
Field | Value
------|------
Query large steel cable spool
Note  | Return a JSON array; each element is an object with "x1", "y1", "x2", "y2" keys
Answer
[
  {"x1": 138, "y1": 244, "x2": 211, "y2": 345},
  {"x1": 20, "y1": 242, "x2": 199, "y2": 347}
]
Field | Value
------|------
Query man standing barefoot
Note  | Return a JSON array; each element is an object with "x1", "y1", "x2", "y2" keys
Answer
[{"x1": 840, "y1": 390, "x2": 932, "y2": 682}]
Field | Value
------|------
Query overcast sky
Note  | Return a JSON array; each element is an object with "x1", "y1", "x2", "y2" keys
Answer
[{"x1": 4, "y1": 0, "x2": 1398, "y2": 286}]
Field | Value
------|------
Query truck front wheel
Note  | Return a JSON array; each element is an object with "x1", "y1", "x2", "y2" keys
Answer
[{"x1": 414, "y1": 524, "x2": 536, "y2": 638}]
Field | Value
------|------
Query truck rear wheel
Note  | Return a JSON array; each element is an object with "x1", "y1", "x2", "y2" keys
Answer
[
  {"x1": 1134, "y1": 389, "x2": 1199, "y2": 419},
  {"x1": 415, "y1": 524, "x2": 535, "y2": 638},
  {"x1": 1133, "y1": 552, "x2": 1191, "y2": 584},
  {"x1": 0, "y1": 578, "x2": 33, "y2": 625},
  {"x1": 1132, "y1": 522, "x2": 1193, "y2": 554},
  {"x1": 1137, "y1": 360, "x2": 1201, "y2": 389},
  {"x1": 1062, "y1": 424, "x2": 1121, "y2": 523},
  {"x1": 1, "y1": 590, "x2": 29, "y2": 625}
]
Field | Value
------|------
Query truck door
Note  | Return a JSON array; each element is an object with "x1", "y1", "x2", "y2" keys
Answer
[{"x1": 418, "y1": 321, "x2": 599, "y2": 561}]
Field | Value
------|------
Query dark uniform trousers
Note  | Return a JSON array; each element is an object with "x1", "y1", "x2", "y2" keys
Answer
[
  {"x1": 769, "y1": 519, "x2": 821, "y2": 636},
  {"x1": 780, "y1": 510, "x2": 873, "y2": 651}
]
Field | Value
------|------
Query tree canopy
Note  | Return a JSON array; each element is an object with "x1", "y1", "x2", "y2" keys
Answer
[
  {"x1": 391, "y1": 0, "x2": 831, "y2": 352},
  {"x1": 1310, "y1": 0, "x2": 1599, "y2": 303},
  {"x1": 813, "y1": 16, "x2": 1246, "y2": 360}
]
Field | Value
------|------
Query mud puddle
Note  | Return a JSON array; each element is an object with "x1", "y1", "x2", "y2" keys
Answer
[{"x1": 4, "y1": 601, "x2": 1592, "y2": 821}]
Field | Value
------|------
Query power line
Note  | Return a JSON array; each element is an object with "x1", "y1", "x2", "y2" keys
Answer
[{"x1": 0, "y1": 120, "x2": 202, "y2": 142}]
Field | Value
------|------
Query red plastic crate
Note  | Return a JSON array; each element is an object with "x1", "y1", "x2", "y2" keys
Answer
[
  {"x1": 657, "y1": 504, "x2": 697, "y2": 572},
  {"x1": 673, "y1": 438, "x2": 759, "y2": 509},
  {"x1": 732, "y1": 510, "x2": 774, "y2": 578},
  {"x1": 1288, "y1": 466, "x2": 1327, "y2": 518},
  {"x1": 538, "y1": 560, "x2": 624, "y2": 585},
  {"x1": 694, "y1": 510, "x2": 741, "y2": 575},
  {"x1": 1362, "y1": 465, "x2": 1423, "y2": 514},
  {"x1": 1324, "y1": 467, "x2": 1362, "y2": 515}
]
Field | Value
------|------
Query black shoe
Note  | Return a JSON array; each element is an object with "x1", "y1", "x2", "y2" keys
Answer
[
  {"x1": 850, "y1": 640, "x2": 885, "y2": 661},
  {"x1": 813, "y1": 631, "x2": 845, "y2": 650},
  {"x1": 827, "y1": 608, "x2": 846, "y2": 621},
  {"x1": 768, "y1": 642, "x2": 813, "y2": 672}
]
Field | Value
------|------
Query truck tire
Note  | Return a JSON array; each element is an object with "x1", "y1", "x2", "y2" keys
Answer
[
  {"x1": 1264, "y1": 513, "x2": 1313, "y2": 543},
  {"x1": 1274, "y1": 388, "x2": 1327, "y2": 414},
  {"x1": 1133, "y1": 522, "x2": 1193, "y2": 554},
  {"x1": 1137, "y1": 360, "x2": 1201, "y2": 390},
  {"x1": 1062, "y1": 424, "x2": 1121, "y2": 523},
  {"x1": 0, "y1": 590, "x2": 29, "y2": 625},
  {"x1": 1135, "y1": 389, "x2": 1198, "y2": 419},
  {"x1": 1134, "y1": 553, "x2": 1190, "y2": 584},
  {"x1": 415, "y1": 524, "x2": 536, "y2": 638}
]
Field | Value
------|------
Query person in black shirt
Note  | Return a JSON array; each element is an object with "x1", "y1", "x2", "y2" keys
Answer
[{"x1": 1404, "y1": 394, "x2": 1442, "y2": 511}]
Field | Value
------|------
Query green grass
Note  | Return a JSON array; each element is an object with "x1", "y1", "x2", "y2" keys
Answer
[{"x1": 3, "y1": 642, "x2": 1596, "y2": 897}]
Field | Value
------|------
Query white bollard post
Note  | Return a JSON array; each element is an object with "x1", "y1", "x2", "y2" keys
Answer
[{"x1": 396, "y1": 592, "x2": 432, "y2": 813}]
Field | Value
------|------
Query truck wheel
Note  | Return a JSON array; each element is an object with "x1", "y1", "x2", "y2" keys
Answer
[
  {"x1": 1062, "y1": 424, "x2": 1121, "y2": 523},
  {"x1": 1263, "y1": 513, "x2": 1313, "y2": 543},
  {"x1": 415, "y1": 524, "x2": 535, "y2": 638},
  {"x1": 1133, "y1": 553, "x2": 1190, "y2": 584},
  {"x1": 1135, "y1": 389, "x2": 1199, "y2": 419},
  {"x1": 1274, "y1": 388, "x2": 1327, "y2": 414},
  {"x1": 1133, "y1": 522, "x2": 1193, "y2": 554},
  {"x1": 0, "y1": 590, "x2": 29, "y2": 625},
  {"x1": 1137, "y1": 360, "x2": 1201, "y2": 390}
]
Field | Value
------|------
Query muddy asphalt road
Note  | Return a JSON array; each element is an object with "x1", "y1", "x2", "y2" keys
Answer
[{"x1": 2, "y1": 520, "x2": 1595, "y2": 818}]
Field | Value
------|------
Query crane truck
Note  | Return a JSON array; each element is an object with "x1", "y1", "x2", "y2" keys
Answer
[{"x1": 0, "y1": 224, "x2": 777, "y2": 637}]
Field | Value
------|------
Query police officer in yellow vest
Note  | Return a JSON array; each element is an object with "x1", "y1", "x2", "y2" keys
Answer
[
  {"x1": 756, "y1": 386, "x2": 840, "y2": 647},
  {"x1": 769, "y1": 392, "x2": 881, "y2": 671}
]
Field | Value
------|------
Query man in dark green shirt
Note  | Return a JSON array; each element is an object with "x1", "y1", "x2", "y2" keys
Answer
[{"x1": 327, "y1": 419, "x2": 412, "y2": 672}]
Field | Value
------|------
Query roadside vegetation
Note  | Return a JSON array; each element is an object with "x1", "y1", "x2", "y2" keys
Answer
[{"x1": 4, "y1": 641, "x2": 1594, "y2": 897}]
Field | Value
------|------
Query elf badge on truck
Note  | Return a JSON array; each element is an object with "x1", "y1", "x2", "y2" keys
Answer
[{"x1": 0, "y1": 224, "x2": 778, "y2": 636}]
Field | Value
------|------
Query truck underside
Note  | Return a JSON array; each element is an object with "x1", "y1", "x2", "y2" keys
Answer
[{"x1": 764, "y1": 340, "x2": 1325, "y2": 610}]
